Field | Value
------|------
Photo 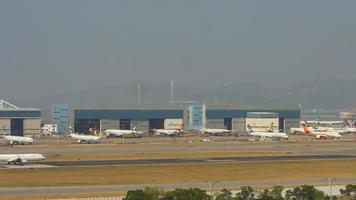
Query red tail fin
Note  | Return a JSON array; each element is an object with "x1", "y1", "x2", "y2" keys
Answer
[
  {"x1": 178, "y1": 123, "x2": 184, "y2": 131},
  {"x1": 302, "y1": 124, "x2": 311, "y2": 136},
  {"x1": 269, "y1": 122, "x2": 274, "y2": 132}
]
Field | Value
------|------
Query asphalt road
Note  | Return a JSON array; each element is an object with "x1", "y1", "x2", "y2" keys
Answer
[{"x1": 41, "y1": 154, "x2": 356, "y2": 167}]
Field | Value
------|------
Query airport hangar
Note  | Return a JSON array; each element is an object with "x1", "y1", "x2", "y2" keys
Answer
[
  {"x1": 0, "y1": 99, "x2": 41, "y2": 136},
  {"x1": 68, "y1": 104, "x2": 301, "y2": 134}
]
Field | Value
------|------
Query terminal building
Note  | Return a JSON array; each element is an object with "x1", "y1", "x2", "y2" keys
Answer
[
  {"x1": 68, "y1": 103, "x2": 301, "y2": 134},
  {"x1": 0, "y1": 99, "x2": 41, "y2": 136}
]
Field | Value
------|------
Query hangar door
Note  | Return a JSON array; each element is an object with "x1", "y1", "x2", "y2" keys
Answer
[
  {"x1": 11, "y1": 119, "x2": 24, "y2": 136},
  {"x1": 279, "y1": 118, "x2": 285, "y2": 132},
  {"x1": 149, "y1": 119, "x2": 164, "y2": 132},
  {"x1": 120, "y1": 119, "x2": 131, "y2": 130},
  {"x1": 224, "y1": 118, "x2": 232, "y2": 130},
  {"x1": 74, "y1": 119, "x2": 100, "y2": 134}
]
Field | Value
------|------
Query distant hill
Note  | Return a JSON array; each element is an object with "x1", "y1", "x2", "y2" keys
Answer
[{"x1": 14, "y1": 79, "x2": 356, "y2": 110}]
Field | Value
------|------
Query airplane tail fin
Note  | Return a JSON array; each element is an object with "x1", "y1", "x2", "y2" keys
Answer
[
  {"x1": 313, "y1": 121, "x2": 320, "y2": 129},
  {"x1": 302, "y1": 124, "x2": 311, "y2": 136},
  {"x1": 351, "y1": 120, "x2": 356, "y2": 127},
  {"x1": 68, "y1": 126, "x2": 74, "y2": 134},
  {"x1": 178, "y1": 123, "x2": 184, "y2": 131},
  {"x1": 246, "y1": 125, "x2": 254, "y2": 134},
  {"x1": 268, "y1": 122, "x2": 274, "y2": 132},
  {"x1": 131, "y1": 124, "x2": 137, "y2": 131}
]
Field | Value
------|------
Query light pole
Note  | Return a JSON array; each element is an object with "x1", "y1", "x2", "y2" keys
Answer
[
  {"x1": 327, "y1": 178, "x2": 336, "y2": 198},
  {"x1": 207, "y1": 181, "x2": 218, "y2": 199}
]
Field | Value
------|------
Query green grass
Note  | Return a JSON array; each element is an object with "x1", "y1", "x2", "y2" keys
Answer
[{"x1": 1, "y1": 159, "x2": 356, "y2": 187}]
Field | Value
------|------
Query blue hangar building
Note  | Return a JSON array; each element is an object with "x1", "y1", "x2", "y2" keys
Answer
[
  {"x1": 68, "y1": 104, "x2": 301, "y2": 134},
  {"x1": 0, "y1": 99, "x2": 41, "y2": 136}
]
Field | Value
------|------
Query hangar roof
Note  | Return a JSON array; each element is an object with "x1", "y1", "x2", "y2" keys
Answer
[
  {"x1": 71, "y1": 104, "x2": 188, "y2": 110},
  {"x1": 206, "y1": 104, "x2": 301, "y2": 110},
  {"x1": 0, "y1": 99, "x2": 41, "y2": 118},
  {"x1": 72, "y1": 104, "x2": 300, "y2": 111},
  {"x1": 0, "y1": 99, "x2": 40, "y2": 111}
]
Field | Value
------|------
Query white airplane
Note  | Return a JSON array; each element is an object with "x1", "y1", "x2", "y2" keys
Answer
[
  {"x1": 105, "y1": 126, "x2": 143, "y2": 137},
  {"x1": 306, "y1": 120, "x2": 343, "y2": 126},
  {"x1": 67, "y1": 126, "x2": 101, "y2": 144},
  {"x1": 0, "y1": 154, "x2": 45, "y2": 165},
  {"x1": 305, "y1": 120, "x2": 351, "y2": 134},
  {"x1": 70, "y1": 133, "x2": 101, "y2": 144},
  {"x1": 292, "y1": 121, "x2": 350, "y2": 135},
  {"x1": 1, "y1": 127, "x2": 34, "y2": 145},
  {"x1": 302, "y1": 124, "x2": 341, "y2": 139},
  {"x1": 155, "y1": 124, "x2": 184, "y2": 136},
  {"x1": 246, "y1": 125, "x2": 288, "y2": 140},
  {"x1": 199, "y1": 128, "x2": 232, "y2": 135},
  {"x1": 290, "y1": 121, "x2": 328, "y2": 134}
]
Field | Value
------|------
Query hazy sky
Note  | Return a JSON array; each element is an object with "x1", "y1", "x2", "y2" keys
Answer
[{"x1": 1, "y1": 0, "x2": 356, "y2": 100}]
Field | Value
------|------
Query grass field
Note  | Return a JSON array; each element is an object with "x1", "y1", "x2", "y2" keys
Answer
[
  {"x1": 0, "y1": 192, "x2": 124, "y2": 200},
  {"x1": 44, "y1": 151, "x2": 296, "y2": 161},
  {"x1": 1, "y1": 160, "x2": 356, "y2": 187}
]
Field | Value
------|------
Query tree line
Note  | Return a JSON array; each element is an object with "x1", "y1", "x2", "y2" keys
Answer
[{"x1": 123, "y1": 184, "x2": 356, "y2": 200}]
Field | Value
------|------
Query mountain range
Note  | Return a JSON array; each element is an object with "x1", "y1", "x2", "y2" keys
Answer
[{"x1": 9, "y1": 79, "x2": 356, "y2": 111}]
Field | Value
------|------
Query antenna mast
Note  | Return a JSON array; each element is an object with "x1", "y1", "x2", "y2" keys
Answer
[
  {"x1": 170, "y1": 80, "x2": 174, "y2": 105},
  {"x1": 137, "y1": 84, "x2": 141, "y2": 105}
]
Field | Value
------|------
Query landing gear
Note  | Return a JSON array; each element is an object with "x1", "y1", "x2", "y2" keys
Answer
[
  {"x1": 7, "y1": 158, "x2": 23, "y2": 165},
  {"x1": 9, "y1": 141, "x2": 19, "y2": 145}
]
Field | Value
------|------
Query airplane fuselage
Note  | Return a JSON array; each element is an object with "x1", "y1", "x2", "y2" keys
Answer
[
  {"x1": 155, "y1": 129, "x2": 181, "y2": 136},
  {"x1": 250, "y1": 131, "x2": 288, "y2": 139},
  {"x1": 305, "y1": 131, "x2": 341, "y2": 139},
  {"x1": 303, "y1": 125, "x2": 341, "y2": 139},
  {"x1": 2, "y1": 135, "x2": 33, "y2": 145},
  {"x1": 70, "y1": 134, "x2": 100, "y2": 144},
  {"x1": 200, "y1": 129, "x2": 231, "y2": 134},
  {"x1": 105, "y1": 129, "x2": 142, "y2": 137},
  {"x1": 0, "y1": 154, "x2": 45, "y2": 165}
]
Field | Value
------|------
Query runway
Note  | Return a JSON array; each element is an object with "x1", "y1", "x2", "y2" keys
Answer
[{"x1": 40, "y1": 154, "x2": 356, "y2": 167}]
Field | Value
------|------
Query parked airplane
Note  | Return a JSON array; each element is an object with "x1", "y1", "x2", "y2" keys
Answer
[
  {"x1": 199, "y1": 128, "x2": 232, "y2": 135},
  {"x1": 1, "y1": 127, "x2": 33, "y2": 145},
  {"x1": 155, "y1": 124, "x2": 184, "y2": 136},
  {"x1": 247, "y1": 125, "x2": 288, "y2": 140},
  {"x1": 291, "y1": 121, "x2": 327, "y2": 134},
  {"x1": 0, "y1": 154, "x2": 45, "y2": 165},
  {"x1": 306, "y1": 120, "x2": 343, "y2": 126},
  {"x1": 299, "y1": 120, "x2": 351, "y2": 135},
  {"x1": 302, "y1": 124, "x2": 341, "y2": 139},
  {"x1": 105, "y1": 125, "x2": 143, "y2": 137},
  {"x1": 68, "y1": 127, "x2": 101, "y2": 144},
  {"x1": 70, "y1": 133, "x2": 101, "y2": 144}
]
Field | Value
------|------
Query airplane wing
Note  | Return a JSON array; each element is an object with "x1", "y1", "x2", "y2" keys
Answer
[{"x1": 6, "y1": 157, "x2": 18, "y2": 163}]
